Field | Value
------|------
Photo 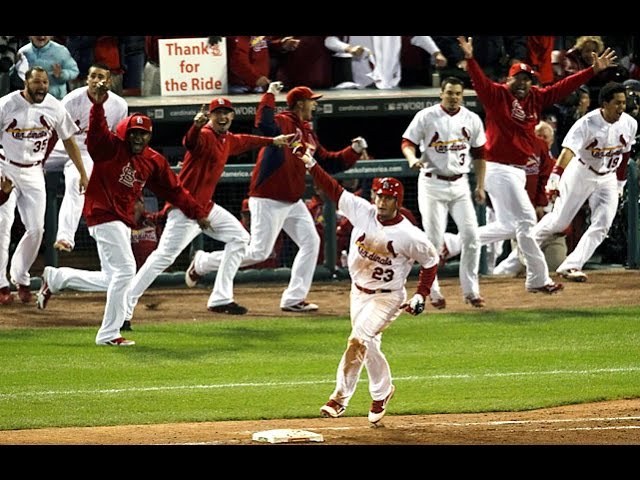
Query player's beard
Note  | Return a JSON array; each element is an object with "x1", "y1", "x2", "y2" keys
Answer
[{"x1": 27, "y1": 85, "x2": 47, "y2": 104}]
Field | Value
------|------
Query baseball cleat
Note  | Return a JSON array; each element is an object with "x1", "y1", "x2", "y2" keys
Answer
[
  {"x1": 121, "y1": 320, "x2": 133, "y2": 331},
  {"x1": 320, "y1": 399, "x2": 346, "y2": 418},
  {"x1": 464, "y1": 295, "x2": 486, "y2": 308},
  {"x1": 97, "y1": 337, "x2": 136, "y2": 346},
  {"x1": 430, "y1": 296, "x2": 446, "y2": 310},
  {"x1": 368, "y1": 385, "x2": 395, "y2": 424},
  {"x1": 281, "y1": 301, "x2": 319, "y2": 312},
  {"x1": 17, "y1": 284, "x2": 32, "y2": 304},
  {"x1": 208, "y1": 302, "x2": 248, "y2": 315},
  {"x1": 185, "y1": 250, "x2": 203, "y2": 288},
  {"x1": 527, "y1": 282, "x2": 564, "y2": 294},
  {"x1": 0, "y1": 287, "x2": 14, "y2": 305},
  {"x1": 53, "y1": 239, "x2": 73, "y2": 253},
  {"x1": 557, "y1": 269, "x2": 588, "y2": 282},
  {"x1": 36, "y1": 267, "x2": 53, "y2": 310}
]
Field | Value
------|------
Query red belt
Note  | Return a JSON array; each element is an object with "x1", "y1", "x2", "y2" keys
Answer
[
  {"x1": 425, "y1": 172, "x2": 462, "y2": 181},
  {"x1": 355, "y1": 284, "x2": 392, "y2": 294},
  {"x1": 0, "y1": 154, "x2": 41, "y2": 168},
  {"x1": 578, "y1": 158, "x2": 611, "y2": 176}
]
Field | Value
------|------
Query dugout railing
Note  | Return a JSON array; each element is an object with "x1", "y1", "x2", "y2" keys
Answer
[{"x1": 36, "y1": 157, "x2": 640, "y2": 291}]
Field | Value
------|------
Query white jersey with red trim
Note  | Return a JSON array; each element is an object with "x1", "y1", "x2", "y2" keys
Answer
[
  {"x1": 402, "y1": 104, "x2": 486, "y2": 176},
  {"x1": 48, "y1": 87, "x2": 128, "y2": 161},
  {"x1": 0, "y1": 91, "x2": 78, "y2": 165},
  {"x1": 339, "y1": 191, "x2": 438, "y2": 292},
  {"x1": 562, "y1": 109, "x2": 637, "y2": 174}
]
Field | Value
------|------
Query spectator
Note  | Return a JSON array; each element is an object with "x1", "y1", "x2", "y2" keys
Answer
[
  {"x1": 121, "y1": 36, "x2": 145, "y2": 96},
  {"x1": 14, "y1": 36, "x2": 79, "y2": 99},
  {"x1": 324, "y1": 36, "x2": 373, "y2": 89},
  {"x1": 527, "y1": 36, "x2": 555, "y2": 86},
  {"x1": 227, "y1": 36, "x2": 272, "y2": 93},
  {"x1": 272, "y1": 36, "x2": 332, "y2": 90},
  {"x1": 0, "y1": 36, "x2": 20, "y2": 97}
]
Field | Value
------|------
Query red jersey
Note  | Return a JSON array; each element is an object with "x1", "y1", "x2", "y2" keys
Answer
[
  {"x1": 227, "y1": 36, "x2": 271, "y2": 90},
  {"x1": 85, "y1": 105, "x2": 208, "y2": 228},
  {"x1": 467, "y1": 57, "x2": 594, "y2": 167},
  {"x1": 177, "y1": 123, "x2": 273, "y2": 209},
  {"x1": 250, "y1": 92, "x2": 359, "y2": 202}
]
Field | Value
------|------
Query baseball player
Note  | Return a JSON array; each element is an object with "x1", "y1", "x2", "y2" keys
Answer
[
  {"x1": 402, "y1": 75, "x2": 486, "y2": 309},
  {"x1": 48, "y1": 63, "x2": 129, "y2": 253},
  {"x1": 36, "y1": 80, "x2": 210, "y2": 347},
  {"x1": 292, "y1": 147, "x2": 439, "y2": 424},
  {"x1": 125, "y1": 98, "x2": 293, "y2": 322},
  {"x1": 187, "y1": 82, "x2": 366, "y2": 312},
  {"x1": 443, "y1": 128, "x2": 557, "y2": 274},
  {"x1": 457, "y1": 36, "x2": 616, "y2": 294},
  {"x1": 0, "y1": 66, "x2": 88, "y2": 306},
  {"x1": 534, "y1": 81, "x2": 637, "y2": 282}
]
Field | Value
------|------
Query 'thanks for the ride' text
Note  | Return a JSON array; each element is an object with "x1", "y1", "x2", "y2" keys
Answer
[{"x1": 158, "y1": 38, "x2": 228, "y2": 96}]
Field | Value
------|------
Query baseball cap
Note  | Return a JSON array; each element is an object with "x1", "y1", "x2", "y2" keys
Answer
[
  {"x1": 209, "y1": 97, "x2": 234, "y2": 113},
  {"x1": 241, "y1": 198, "x2": 250, "y2": 212},
  {"x1": 373, "y1": 177, "x2": 404, "y2": 206},
  {"x1": 623, "y1": 79, "x2": 640, "y2": 92},
  {"x1": 127, "y1": 114, "x2": 152, "y2": 133},
  {"x1": 286, "y1": 86, "x2": 323, "y2": 107},
  {"x1": 508, "y1": 63, "x2": 537, "y2": 78}
]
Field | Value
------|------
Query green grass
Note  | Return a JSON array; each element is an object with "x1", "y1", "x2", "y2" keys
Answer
[{"x1": 1, "y1": 306, "x2": 639, "y2": 430}]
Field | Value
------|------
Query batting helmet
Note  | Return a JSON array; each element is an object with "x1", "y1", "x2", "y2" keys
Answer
[{"x1": 373, "y1": 177, "x2": 404, "y2": 207}]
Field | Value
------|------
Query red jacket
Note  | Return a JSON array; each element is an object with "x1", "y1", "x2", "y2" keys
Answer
[
  {"x1": 177, "y1": 123, "x2": 273, "y2": 209},
  {"x1": 250, "y1": 92, "x2": 359, "y2": 202},
  {"x1": 85, "y1": 104, "x2": 208, "y2": 228},
  {"x1": 467, "y1": 57, "x2": 594, "y2": 167}
]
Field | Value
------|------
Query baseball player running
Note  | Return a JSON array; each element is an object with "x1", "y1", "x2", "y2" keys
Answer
[
  {"x1": 36, "y1": 81, "x2": 210, "y2": 346},
  {"x1": 457, "y1": 36, "x2": 616, "y2": 294},
  {"x1": 0, "y1": 66, "x2": 88, "y2": 305},
  {"x1": 49, "y1": 63, "x2": 128, "y2": 253},
  {"x1": 293, "y1": 147, "x2": 439, "y2": 424},
  {"x1": 402, "y1": 75, "x2": 486, "y2": 309},
  {"x1": 534, "y1": 81, "x2": 637, "y2": 282},
  {"x1": 126, "y1": 98, "x2": 293, "y2": 321},
  {"x1": 187, "y1": 82, "x2": 366, "y2": 312}
]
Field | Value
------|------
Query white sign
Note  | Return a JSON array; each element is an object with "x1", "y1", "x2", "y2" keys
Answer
[{"x1": 158, "y1": 37, "x2": 227, "y2": 96}]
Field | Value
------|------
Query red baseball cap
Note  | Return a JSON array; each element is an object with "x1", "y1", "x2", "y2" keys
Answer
[
  {"x1": 508, "y1": 63, "x2": 537, "y2": 78},
  {"x1": 209, "y1": 97, "x2": 234, "y2": 113},
  {"x1": 127, "y1": 114, "x2": 152, "y2": 133},
  {"x1": 286, "y1": 86, "x2": 323, "y2": 107}
]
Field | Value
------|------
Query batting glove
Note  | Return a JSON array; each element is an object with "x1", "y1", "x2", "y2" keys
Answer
[
  {"x1": 618, "y1": 180, "x2": 626, "y2": 199},
  {"x1": 351, "y1": 136, "x2": 368, "y2": 154},
  {"x1": 292, "y1": 145, "x2": 317, "y2": 169},
  {"x1": 545, "y1": 165, "x2": 564, "y2": 201},
  {"x1": 402, "y1": 294, "x2": 425, "y2": 315},
  {"x1": 267, "y1": 81, "x2": 284, "y2": 95}
]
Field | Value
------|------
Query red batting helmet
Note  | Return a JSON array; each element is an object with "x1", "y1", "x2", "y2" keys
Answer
[{"x1": 373, "y1": 177, "x2": 404, "y2": 206}]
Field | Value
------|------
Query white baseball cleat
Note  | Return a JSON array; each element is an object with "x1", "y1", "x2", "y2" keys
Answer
[
  {"x1": 185, "y1": 250, "x2": 203, "y2": 288},
  {"x1": 368, "y1": 385, "x2": 395, "y2": 424},
  {"x1": 320, "y1": 399, "x2": 345, "y2": 418},
  {"x1": 558, "y1": 269, "x2": 588, "y2": 282}
]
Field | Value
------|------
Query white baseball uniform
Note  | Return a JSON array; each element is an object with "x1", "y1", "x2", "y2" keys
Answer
[
  {"x1": 0, "y1": 91, "x2": 79, "y2": 289},
  {"x1": 327, "y1": 188, "x2": 439, "y2": 408},
  {"x1": 533, "y1": 109, "x2": 637, "y2": 272},
  {"x1": 402, "y1": 104, "x2": 486, "y2": 302},
  {"x1": 46, "y1": 86, "x2": 128, "y2": 249}
]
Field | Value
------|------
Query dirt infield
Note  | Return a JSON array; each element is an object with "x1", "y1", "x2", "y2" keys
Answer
[{"x1": 1, "y1": 268, "x2": 639, "y2": 445}]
